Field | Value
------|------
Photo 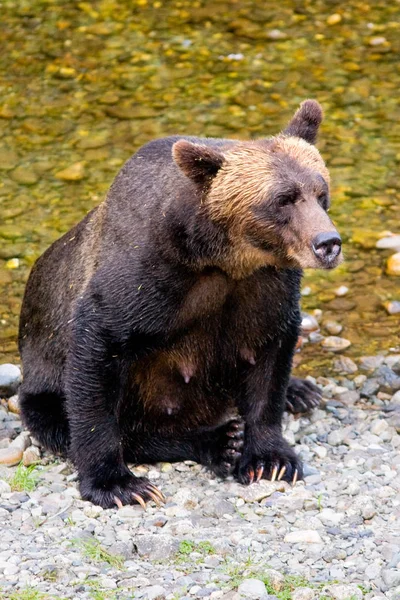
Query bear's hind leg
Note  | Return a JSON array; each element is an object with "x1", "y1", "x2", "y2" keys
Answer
[
  {"x1": 286, "y1": 377, "x2": 321, "y2": 414},
  {"x1": 128, "y1": 418, "x2": 244, "y2": 479},
  {"x1": 19, "y1": 387, "x2": 70, "y2": 456}
]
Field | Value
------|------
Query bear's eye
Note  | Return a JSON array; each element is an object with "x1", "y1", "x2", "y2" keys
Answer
[
  {"x1": 318, "y1": 193, "x2": 329, "y2": 211},
  {"x1": 277, "y1": 188, "x2": 299, "y2": 207}
]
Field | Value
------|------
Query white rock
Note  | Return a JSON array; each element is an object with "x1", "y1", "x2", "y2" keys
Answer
[
  {"x1": 143, "y1": 585, "x2": 166, "y2": 599},
  {"x1": 314, "y1": 446, "x2": 327, "y2": 458},
  {"x1": 301, "y1": 314, "x2": 319, "y2": 334},
  {"x1": 321, "y1": 336, "x2": 351, "y2": 352},
  {"x1": 0, "y1": 480, "x2": 11, "y2": 494},
  {"x1": 171, "y1": 487, "x2": 198, "y2": 509},
  {"x1": 376, "y1": 235, "x2": 400, "y2": 250},
  {"x1": 323, "y1": 584, "x2": 363, "y2": 600},
  {"x1": 83, "y1": 504, "x2": 103, "y2": 518},
  {"x1": 236, "y1": 480, "x2": 287, "y2": 503},
  {"x1": 238, "y1": 578, "x2": 266, "y2": 598},
  {"x1": 0, "y1": 364, "x2": 21, "y2": 396},
  {"x1": 370, "y1": 419, "x2": 389, "y2": 436},
  {"x1": 324, "y1": 320, "x2": 343, "y2": 335},
  {"x1": 292, "y1": 588, "x2": 316, "y2": 600},
  {"x1": 391, "y1": 390, "x2": 400, "y2": 405},
  {"x1": 334, "y1": 285, "x2": 349, "y2": 296},
  {"x1": 189, "y1": 585, "x2": 201, "y2": 595},
  {"x1": 100, "y1": 578, "x2": 118, "y2": 589},
  {"x1": 361, "y1": 498, "x2": 376, "y2": 520},
  {"x1": 319, "y1": 508, "x2": 344, "y2": 525},
  {"x1": 284, "y1": 530, "x2": 323, "y2": 544},
  {"x1": 4, "y1": 564, "x2": 20, "y2": 575}
]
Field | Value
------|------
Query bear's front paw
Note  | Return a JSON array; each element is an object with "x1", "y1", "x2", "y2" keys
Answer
[
  {"x1": 79, "y1": 472, "x2": 165, "y2": 509},
  {"x1": 286, "y1": 377, "x2": 321, "y2": 414},
  {"x1": 237, "y1": 440, "x2": 302, "y2": 486}
]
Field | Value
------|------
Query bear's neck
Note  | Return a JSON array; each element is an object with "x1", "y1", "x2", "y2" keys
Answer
[{"x1": 167, "y1": 202, "x2": 283, "y2": 280}]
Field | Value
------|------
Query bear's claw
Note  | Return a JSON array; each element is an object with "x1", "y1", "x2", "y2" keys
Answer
[
  {"x1": 131, "y1": 492, "x2": 147, "y2": 510},
  {"x1": 238, "y1": 440, "x2": 303, "y2": 487},
  {"x1": 113, "y1": 496, "x2": 123, "y2": 509},
  {"x1": 81, "y1": 474, "x2": 165, "y2": 510},
  {"x1": 114, "y1": 483, "x2": 165, "y2": 510}
]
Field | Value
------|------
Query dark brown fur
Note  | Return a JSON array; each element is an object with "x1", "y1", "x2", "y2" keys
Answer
[{"x1": 18, "y1": 100, "x2": 341, "y2": 508}]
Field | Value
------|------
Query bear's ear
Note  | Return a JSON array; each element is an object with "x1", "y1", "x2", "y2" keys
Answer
[
  {"x1": 172, "y1": 140, "x2": 225, "y2": 185},
  {"x1": 282, "y1": 99, "x2": 323, "y2": 144}
]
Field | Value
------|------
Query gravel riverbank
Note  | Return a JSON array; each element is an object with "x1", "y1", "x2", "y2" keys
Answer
[{"x1": 1, "y1": 356, "x2": 400, "y2": 600}]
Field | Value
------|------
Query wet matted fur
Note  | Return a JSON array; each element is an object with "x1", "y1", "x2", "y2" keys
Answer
[{"x1": 19, "y1": 100, "x2": 341, "y2": 508}]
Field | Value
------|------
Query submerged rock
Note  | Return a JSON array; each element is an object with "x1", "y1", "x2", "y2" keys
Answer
[
  {"x1": 386, "y1": 253, "x2": 400, "y2": 276},
  {"x1": 321, "y1": 336, "x2": 351, "y2": 352},
  {"x1": 383, "y1": 301, "x2": 400, "y2": 315},
  {"x1": 55, "y1": 162, "x2": 86, "y2": 181},
  {"x1": 301, "y1": 313, "x2": 319, "y2": 334},
  {"x1": 333, "y1": 356, "x2": 358, "y2": 374},
  {"x1": 376, "y1": 235, "x2": 400, "y2": 251}
]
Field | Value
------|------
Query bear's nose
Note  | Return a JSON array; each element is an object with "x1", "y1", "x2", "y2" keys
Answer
[{"x1": 312, "y1": 232, "x2": 342, "y2": 264}]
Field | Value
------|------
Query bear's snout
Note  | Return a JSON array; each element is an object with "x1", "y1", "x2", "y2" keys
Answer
[{"x1": 312, "y1": 231, "x2": 342, "y2": 268}]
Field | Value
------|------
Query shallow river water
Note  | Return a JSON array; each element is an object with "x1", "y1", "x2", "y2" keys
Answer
[{"x1": 0, "y1": 0, "x2": 399, "y2": 374}]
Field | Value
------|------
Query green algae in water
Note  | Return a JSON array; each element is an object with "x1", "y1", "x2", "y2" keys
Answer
[{"x1": 0, "y1": 0, "x2": 400, "y2": 374}]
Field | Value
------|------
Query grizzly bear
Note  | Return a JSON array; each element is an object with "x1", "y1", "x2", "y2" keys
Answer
[{"x1": 18, "y1": 100, "x2": 342, "y2": 509}]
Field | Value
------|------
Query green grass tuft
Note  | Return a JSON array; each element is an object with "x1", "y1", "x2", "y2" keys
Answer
[
  {"x1": 8, "y1": 463, "x2": 40, "y2": 493},
  {"x1": 176, "y1": 539, "x2": 216, "y2": 564},
  {"x1": 4, "y1": 587, "x2": 68, "y2": 600},
  {"x1": 71, "y1": 537, "x2": 125, "y2": 569}
]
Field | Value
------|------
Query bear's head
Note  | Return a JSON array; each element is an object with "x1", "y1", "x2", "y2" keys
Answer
[{"x1": 172, "y1": 100, "x2": 343, "y2": 279}]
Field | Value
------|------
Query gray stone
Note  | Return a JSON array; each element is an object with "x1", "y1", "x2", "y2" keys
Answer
[
  {"x1": 238, "y1": 579, "x2": 267, "y2": 598},
  {"x1": 361, "y1": 498, "x2": 376, "y2": 520},
  {"x1": 142, "y1": 585, "x2": 166, "y2": 599},
  {"x1": 323, "y1": 584, "x2": 363, "y2": 600},
  {"x1": 135, "y1": 535, "x2": 179, "y2": 560},
  {"x1": 391, "y1": 390, "x2": 400, "y2": 405},
  {"x1": 322, "y1": 547, "x2": 346, "y2": 562},
  {"x1": 359, "y1": 355, "x2": 386, "y2": 371},
  {"x1": 203, "y1": 499, "x2": 235, "y2": 518},
  {"x1": 333, "y1": 356, "x2": 358, "y2": 374},
  {"x1": 376, "y1": 366, "x2": 400, "y2": 393},
  {"x1": 324, "y1": 321, "x2": 343, "y2": 335},
  {"x1": 360, "y1": 378, "x2": 380, "y2": 398},
  {"x1": 0, "y1": 364, "x2": 21, "y2": 397},
  {"x1": 382, "y1": 569, "x2": 400, "y2": 588},
  {"x1": 327, "y1": 430, "x2": 343, "y2": 446},
  {"x1": 291, "y1": 589, "x2": 315, "y2": 600},
  {"x1": 337, "y1": 390, "x2": 360, "y2": 405}
]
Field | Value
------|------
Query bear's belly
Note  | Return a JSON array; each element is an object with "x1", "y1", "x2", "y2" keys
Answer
[
  {"x1": 126, "y1": 317, "x2": 259, "y2": 433},
  {"x1": 129, "y1": 340, "x2": 235, "y2": 432}
]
